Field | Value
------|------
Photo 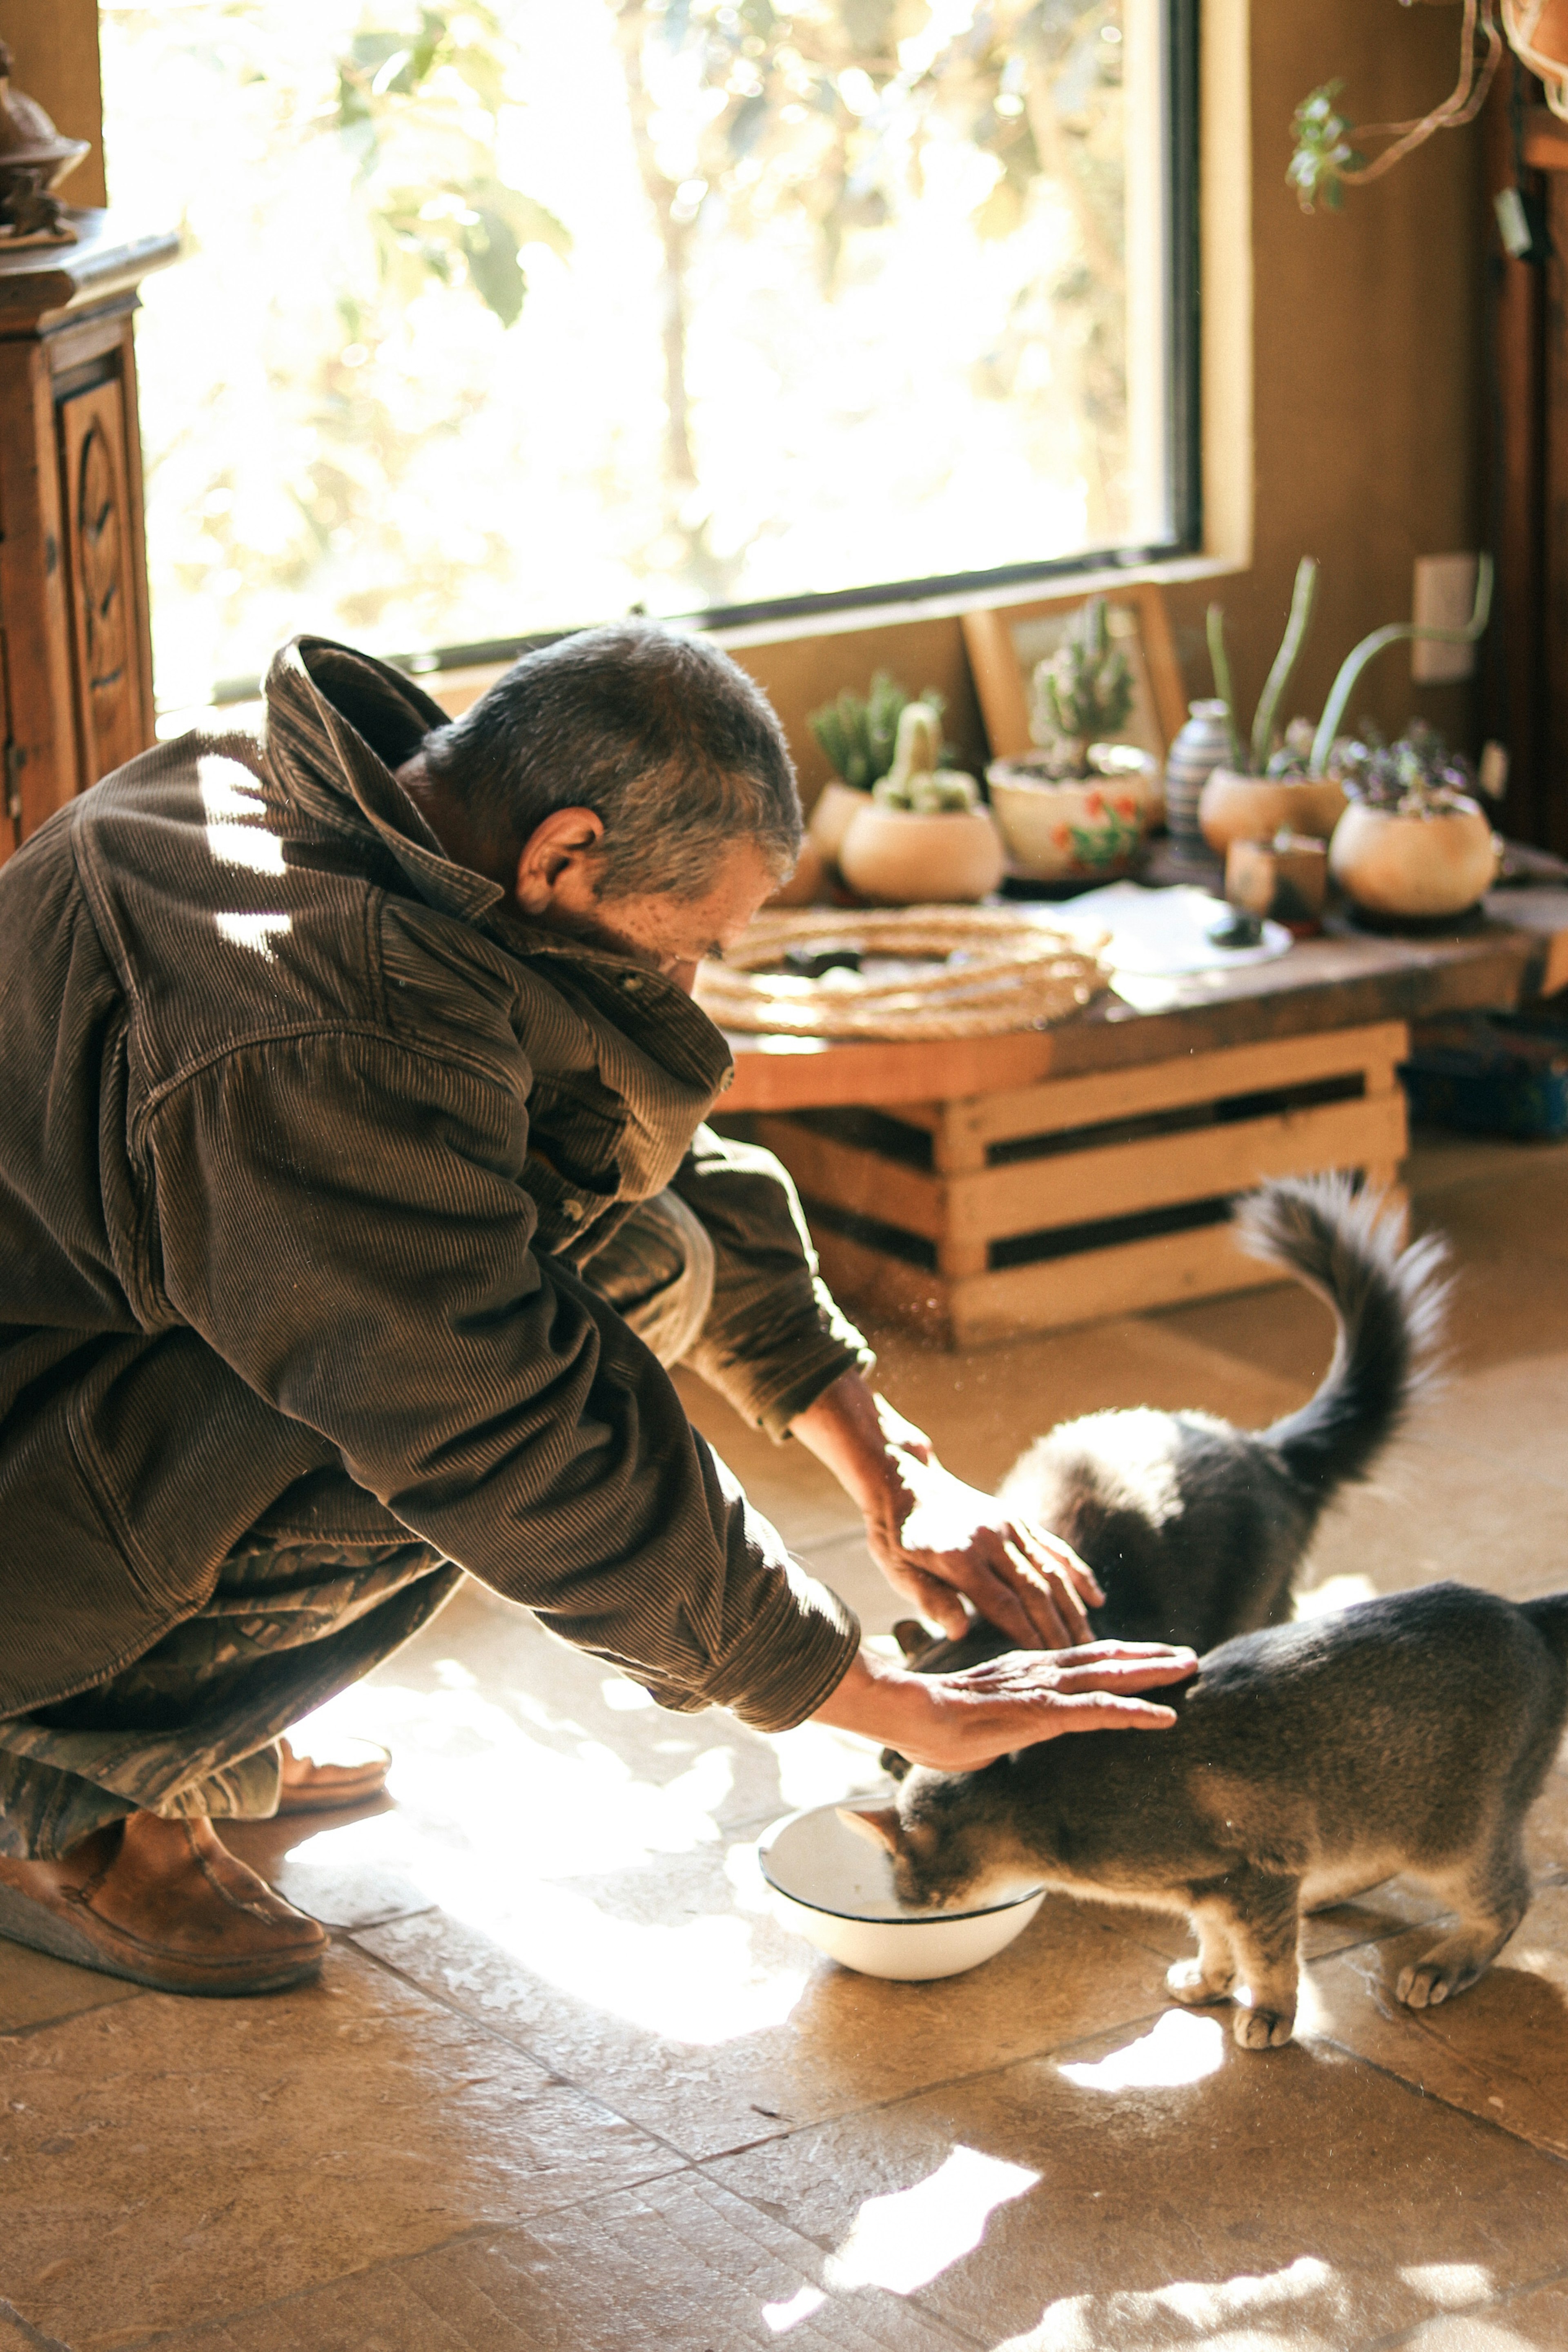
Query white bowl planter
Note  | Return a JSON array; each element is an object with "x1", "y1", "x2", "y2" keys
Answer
[
  {"x1": 758, "y1": 1803, "x2": 1045, "y2": 1982},
  {"x1": 1197, "y1": 769, "x2": 1347, "y2": 854},
  {"x1": 838, "y1": 801, "x2": 1005, "y2": 904},
  {"x1": 1328, "y1": 796, "x2": 1500, "y2": 919}
]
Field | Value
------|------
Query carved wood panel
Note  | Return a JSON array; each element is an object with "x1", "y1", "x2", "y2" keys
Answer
[{"x1": 58, "y1": 373, "x2": 149, "y2": 791}]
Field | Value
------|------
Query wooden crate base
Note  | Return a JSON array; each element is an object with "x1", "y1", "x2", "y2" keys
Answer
[{"x1": 760, "y1": 1019, "x2": 1412, "y2": 1348}]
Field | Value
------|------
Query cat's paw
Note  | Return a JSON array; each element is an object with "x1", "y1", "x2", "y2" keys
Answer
[
  {"x1": 1396, "y1": 1958, "x2": 1476, "y2": 2009},
  {"x1": 1167, "y1": 1958, "x2": 1231, "y2": 2005},
  {"x1": 1233, "y1": 2005, "x2": 1295, "y2": 2049}
]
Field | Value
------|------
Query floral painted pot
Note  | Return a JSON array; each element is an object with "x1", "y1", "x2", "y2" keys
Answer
[
  {"x1": 1198, "y1": 769, "x2": 1348, "y2": 855},
  {"x1": 1328, "y1": 797, "x2": 1501, "y2": 920},
  {"x1": 986, "y1": 747, "x2": 1154, "y2": 883},
  {"x1": 838, "y1": 802, "x2": 1006, "y2": 904}
]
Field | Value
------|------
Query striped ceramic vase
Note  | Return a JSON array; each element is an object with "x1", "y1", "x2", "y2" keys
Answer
[{"x1": 1165, "y1": 699, "x2": 1234, "y2": 849}]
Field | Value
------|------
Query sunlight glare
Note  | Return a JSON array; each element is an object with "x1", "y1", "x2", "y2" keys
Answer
[
  {"x1": 1400, "y1": 2264, "x2": 1494, "y2": 2307},
  {"x1": 214, "y1": 911, "x2": 292, "y2": 960},
  {"x1": 824, "y1": 2145, "x2": 1040, "y2": 2296},
  {"x1": 1013, "y1": 2258, "x2": 1344, "y2": 2351},
  {"x1": 600, "y1": 1676, "x2": 656, "y2": 1711},
  {"x1": 439, "y1": 1878, "x2": 808, "y2": 2044},
  {"x1": 1058, "y1": 2009, "x2": 1226, "y2": 2091},
  {"x1": 761, "y1": 2285, "x2": 826, "y2": 2333},
  {"x1": 1295, "y1": 1574, "x2": 1379, "y2": 1620}
]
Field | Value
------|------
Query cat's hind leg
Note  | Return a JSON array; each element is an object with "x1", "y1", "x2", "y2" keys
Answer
[
  {"x1": 1166, "y1": 1903, "x2": 1238, "y2": 2007},
  {"x1": 1396, "y1": 1838, "x2": 1531, "y2": 2010},
  {"x1": 1188, "y1": 1867, "x2": 1303, "y2": 2048}
]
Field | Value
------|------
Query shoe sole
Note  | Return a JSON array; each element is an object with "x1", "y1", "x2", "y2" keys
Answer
[{"x1": 0, "y1": 1878, "x2": 325, "y2": 1997}]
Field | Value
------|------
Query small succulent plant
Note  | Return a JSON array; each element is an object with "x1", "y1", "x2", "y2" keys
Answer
[
  {"x1": 809, "y1": 672, "x2": 947, "y2": 791},
  {"x1": 1030, "y1": 596, "x2": 1134, "y2": 771},
  {"x1": 871, "y1": 702, "x2": 980, "y2": 812},
  {"x1": 1329, "y1": 720, "x2": 1479, "y2": 814},
  {"x1": 1287, "y1": 83, "x2": 1365, "y2": 214}
]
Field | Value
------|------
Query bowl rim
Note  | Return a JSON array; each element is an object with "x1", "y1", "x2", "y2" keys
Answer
[{"x1": 757, "y1": 1803, "x2": 1045, "y2": 1926}]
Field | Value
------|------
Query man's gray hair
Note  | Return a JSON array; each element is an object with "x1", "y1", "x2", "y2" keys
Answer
[{"x1": 418, "y1": 621, "x2": 802, "y2": 900}]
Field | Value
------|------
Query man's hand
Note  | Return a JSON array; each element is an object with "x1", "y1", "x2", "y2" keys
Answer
[
  {"x1": 864, "y1": 1450, "x2": 1101, "y2": 1650},
  {"x1": 788, "y1": 1371, "x2": 1101, "y2": 1649},
  {"x1": 812, "y1": 1642, "x2": 1200, "y2": 1772}
]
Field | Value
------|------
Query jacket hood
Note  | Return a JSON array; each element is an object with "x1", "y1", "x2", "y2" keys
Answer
[{"x1": 261, "y1": 634, "x2": 505, "y2": 924}]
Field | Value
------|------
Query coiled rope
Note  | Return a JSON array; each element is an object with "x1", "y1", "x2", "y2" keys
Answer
[{"x1": 694, "y1": 906, "x2": 1109, "y2": 1041}]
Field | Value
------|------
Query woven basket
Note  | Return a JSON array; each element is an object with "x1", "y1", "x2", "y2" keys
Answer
[{"x1": 693, "y1": 906, "x2": 1109, "y2": 1041}]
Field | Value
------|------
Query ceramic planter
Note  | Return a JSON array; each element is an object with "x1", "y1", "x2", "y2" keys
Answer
[
  {"x1": 1328, "y1": 796, "x2": 1500, "y2": 920},
  {"x1": 837, "y1": 802, "x2": 1005, "y2": 904},
  {"x1": 985, "y1": 748, "x2": 1154, "y2": 883},
  {"x1": 1198, "y1": 769, "x2": 1347, "y2": 855},
  {"x1": 807, "y1": 778, "x2": 871, "y2": 865},
  {"x1": 1164, "y1": 699, "x2": 1234, "y2": 847}
]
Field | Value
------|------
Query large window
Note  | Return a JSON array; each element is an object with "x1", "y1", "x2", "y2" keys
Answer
[{"x1": 102, "y1": 2, "x2": 1198, "y2": 709}]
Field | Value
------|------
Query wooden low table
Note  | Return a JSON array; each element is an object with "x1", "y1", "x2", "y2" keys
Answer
[{"x1": 717, "y1": 890, "x2": 1568, "y2": 1347}]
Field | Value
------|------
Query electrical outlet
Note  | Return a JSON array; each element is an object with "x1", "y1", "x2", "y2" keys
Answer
[{"x1": 1412, "y1": 554, "x2": 1480, "y2": 683}]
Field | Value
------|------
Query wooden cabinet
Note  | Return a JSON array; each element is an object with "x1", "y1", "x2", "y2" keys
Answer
[{"x1": 0, "y1": 209, "x2": 178, "y2": 864}]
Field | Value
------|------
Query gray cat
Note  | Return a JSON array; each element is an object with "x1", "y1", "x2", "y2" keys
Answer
[
  {"x1": 850, "y1": 1580, "x2": 1568, "y2": 2046},
  {"x1": 884, "y1": 1175, "x2": 1450, "y2": 1700},
  {"x1": 853, "y1": 1178, "x2": 1562, "y2": 2046}
]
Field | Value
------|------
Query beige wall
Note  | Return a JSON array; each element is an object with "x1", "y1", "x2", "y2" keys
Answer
[
  {"x1": 733, "y1": 0, "x2": 1487, "y2": 806},
  {"x1": 1, "y1": 0, "x2": 107, "y2": 210}
]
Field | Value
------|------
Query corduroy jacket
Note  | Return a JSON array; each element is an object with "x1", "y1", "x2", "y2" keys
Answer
[{"x1": 0, "y1": 637, "x2": 868, "y2": 1729}]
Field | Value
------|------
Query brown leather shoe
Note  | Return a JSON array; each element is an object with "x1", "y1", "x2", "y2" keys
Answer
[
  {"x1": 0, "y1": 1811, "x2": 327, "y2": 1995},
  {"x1": 276, "y1": 1731, "x2": 392, "y2": 1815}
]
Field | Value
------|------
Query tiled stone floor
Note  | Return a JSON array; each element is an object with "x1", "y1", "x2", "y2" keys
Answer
[{"x1": 4, "y1": 1129, "x2": 1568, "y2": 2350}]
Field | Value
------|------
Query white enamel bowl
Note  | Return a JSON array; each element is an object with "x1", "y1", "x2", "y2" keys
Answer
[{"x1": 757, "y1": 1802, "x2": 1045, "y2": 1982}]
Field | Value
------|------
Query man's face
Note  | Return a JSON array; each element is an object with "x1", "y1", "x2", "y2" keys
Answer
[{"x1": 517, "y1": 824, "x2": 777, "y2": 994}]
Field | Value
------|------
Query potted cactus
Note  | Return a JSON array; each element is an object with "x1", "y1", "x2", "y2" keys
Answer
[
  {"x1": 1196, "y1": 559, "x2": 1350, "y2": 852},
  {"x1": 838, "y1": 703, "x2": 1004, "y2": 904},
  {"x1": 807, "y1": 672, "x2": 947, "y2": 869},
  {"x1": 985, "y1": 596, "x2": 1158, "y2": 883}
]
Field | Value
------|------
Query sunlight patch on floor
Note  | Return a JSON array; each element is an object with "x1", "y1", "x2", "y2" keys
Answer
[
  {"x1": 1057, "y1": 2008, "x2": 1226, "y2": 2091},
  {"x1": 824, "y1": 2145, "x2": 1040, "y2": 2296},
  {"x1": 761, "y1": 2284, "x2": 827, "y2": 2333},
  {"x1": 1400, "y1": 2263, "x2": 1496, "y2": 2307},
  {"x1": 1004, "y1": 2257, "x2": 1347, "y2": 2352},
  {"x1": 291, "y1": 1679, "x2": 739, "y2": 1876}
]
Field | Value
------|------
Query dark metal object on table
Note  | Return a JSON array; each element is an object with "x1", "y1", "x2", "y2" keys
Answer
[
  {"x1": 782, "y1": 945, "x2": 862, "y2": 979},
  {"x1": 0, "y1": 44, "x2": 89, "y2": 247}
]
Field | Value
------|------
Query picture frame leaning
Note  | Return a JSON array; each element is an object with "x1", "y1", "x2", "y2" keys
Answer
[{"x1": 962, "y1": 579, "x2": 1188, "y2": 766}]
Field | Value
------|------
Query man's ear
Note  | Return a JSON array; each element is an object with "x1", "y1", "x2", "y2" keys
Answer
[
  {"x1": 892, "y1": 1619, "x2": 932, "y2": 1664},
  {"x1": 513, "y1": 806, "x2": 605, "y2": 911},
  {"x1": 838, "y1": 1805, "x2": 903, "y2": 1855}
]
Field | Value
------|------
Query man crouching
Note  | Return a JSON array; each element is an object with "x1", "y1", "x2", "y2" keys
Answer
[{"x1": 0, "y1": 621, "x2": 1193, "y2": 1991}]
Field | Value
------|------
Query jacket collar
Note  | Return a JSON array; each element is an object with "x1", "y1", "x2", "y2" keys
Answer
[{"x1": 261, "y1": 634, "x2": 503, "y2": 922}]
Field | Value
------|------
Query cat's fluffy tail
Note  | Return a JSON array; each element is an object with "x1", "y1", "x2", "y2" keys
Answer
[{"x1": 1236, "y1": 1176, "x2": 1450, "y2": 1497}]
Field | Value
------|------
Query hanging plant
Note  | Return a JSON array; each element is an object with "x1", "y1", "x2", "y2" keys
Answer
[{"x1": 1290, "y1": 0, "x2": 1504, "y2": 212}]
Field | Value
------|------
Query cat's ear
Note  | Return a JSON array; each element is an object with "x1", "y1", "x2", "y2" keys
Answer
[
  {"x1": 838, "y1": 1806, "x2": 903, "y2": 1855},
  {"x1": 892, "y1": 1620, "x2": 930, "y2": 1662}
]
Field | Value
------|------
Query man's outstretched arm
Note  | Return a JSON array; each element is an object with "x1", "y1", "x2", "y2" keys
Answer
[{"x1": 791, "y1": 1368, "x2": 1104, "y2": 1652}]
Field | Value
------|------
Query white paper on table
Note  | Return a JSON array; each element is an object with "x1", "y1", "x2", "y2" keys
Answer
[{"x1": 1026, "y1": 882, "x2": 1293, "y2": 978}]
